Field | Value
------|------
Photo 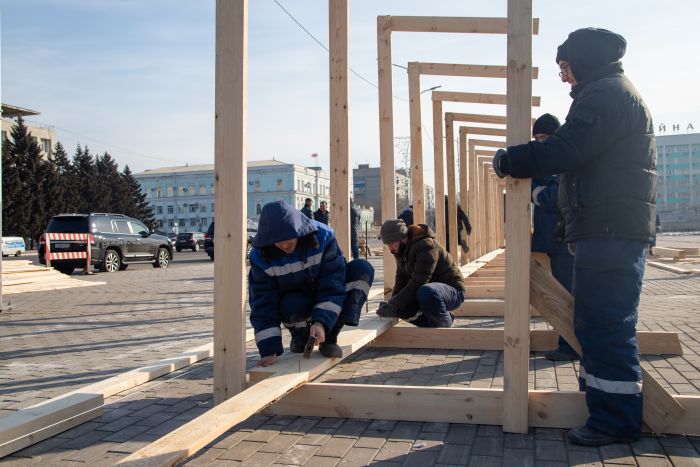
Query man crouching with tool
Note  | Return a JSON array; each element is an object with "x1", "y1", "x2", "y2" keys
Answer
[{"x1": 249, "y1": 200, "x2": 374, "y2": 367}]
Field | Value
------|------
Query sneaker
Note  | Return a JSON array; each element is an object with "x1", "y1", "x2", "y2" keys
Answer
[
  {"x1": 545, "y1": 349, "x2": 579, "y2": 361},
  {"x1": 567, "y1": 426, "x2": 638, "y2": 446},
  {"x1": 289, "y1": 324, "x2": 310, "y2": 353}
]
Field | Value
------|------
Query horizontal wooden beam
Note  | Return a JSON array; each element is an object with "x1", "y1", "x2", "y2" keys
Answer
[
  {"x1": 470, "y1": 139, "x2": 505, "y2": 148},
  {"x1": 458, "y1": 125, "x2": 507, "y2": 137},
  {"x1": 389, "y1": 16, "x2": 539, "y2": 35},
  {"x1": 120, "y1": 314, "x2": 396, "y2": 466},
  {"x1": 416, "y1": 63, "x2": 538, "y2": 79},
  {"x1": 432, "y1": 90, "x2": 541, "y2": 107},
  {"x1": 647, "y1": 262, "x2": 694, "y2": 275},
  {"x1": 267, "y1": 383, "x2": 700, "y2": 435},
  {"x1": 369, "y1": 328, "x2": 682, "y2": 355}
]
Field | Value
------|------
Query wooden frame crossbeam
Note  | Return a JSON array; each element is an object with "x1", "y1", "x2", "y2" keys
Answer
[
  {"x1": 266, "y1": 383, "x2": 700, "y2": 435},
  {"x1": 432, "y1": 90, "x2": 541, "y2": 107},
  {"x1": 388, "y1": 16, "x2": 540, "y2": 34},
  {"x1": 416, "y1": 62, "x2": 539, "y2": 79}
]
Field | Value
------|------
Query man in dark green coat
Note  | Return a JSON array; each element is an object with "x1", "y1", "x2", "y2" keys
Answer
[{"x1": 376, "y1": 219, "x2": 465, "y2": 327}]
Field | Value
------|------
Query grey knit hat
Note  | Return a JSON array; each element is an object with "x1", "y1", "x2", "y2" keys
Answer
[{"x1": 379, "y1": 219, "x2": 408, "y2": 244}]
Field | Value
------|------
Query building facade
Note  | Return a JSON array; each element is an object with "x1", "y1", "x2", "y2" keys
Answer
[
  {"x1": 656, "y1": 131, "x2": 700, "y2": 230},
  {"x1": 353, "y1": 164, "x2": 410, "y2": 225},
  {"x1": 1, "y1": 104, "x2": 57, "y2": 160},
  {"x1": 134, "y1": 160, "x2": 330, "y2": 233}
]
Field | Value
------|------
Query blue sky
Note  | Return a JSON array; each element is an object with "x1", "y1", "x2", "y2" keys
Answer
[{"x1": 2, "y1": 0, "x2": 699, "y2": 186}]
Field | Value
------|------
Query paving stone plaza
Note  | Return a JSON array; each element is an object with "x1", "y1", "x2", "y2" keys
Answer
[{"x1": 1, "y1": 236, "x2": 699, "y2": 466}]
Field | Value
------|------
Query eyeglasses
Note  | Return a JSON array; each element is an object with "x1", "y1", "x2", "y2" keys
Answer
[{"x1": 558, "y1": 63, "x2": 570, "y2": 78}]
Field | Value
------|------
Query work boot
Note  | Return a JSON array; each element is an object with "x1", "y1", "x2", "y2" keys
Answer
[
  {"x1": 567, "y1": 426, "x2": 638, "y2": 446},
  {"x1": 545, "y1": 348, "x2": 580, "y2": 361},
  {"x1": 320, "y1": 322, "x2": 344, "y2": 358},
  {"x1": 288, "y1": 323, "x2": 310, "y2": 353}
]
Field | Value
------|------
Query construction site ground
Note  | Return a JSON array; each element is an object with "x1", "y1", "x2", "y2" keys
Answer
[{"x1": 1, "y1": 235, "x2": 699, "y2": 466}]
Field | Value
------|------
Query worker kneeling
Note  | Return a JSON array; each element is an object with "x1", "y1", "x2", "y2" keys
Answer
[
  {"x1": 378, "y1": 219, "x2": 465, "y2": 327},
  {"x1": 249, "y1": 200, "x2": 374, "y2": 367}
]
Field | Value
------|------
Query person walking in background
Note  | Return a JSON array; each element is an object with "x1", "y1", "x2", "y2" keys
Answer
[
  {"x1": 301, "y1": 198, "x2": 313, "y2": 219},
  {"x1": 350, "y1": 202, "x2": 360, "y2": 260},
  {"x1": 376, "y1": 219, "x2": 465, "y2": 328},
  {"x1": 530, "y1": 113, "x2": 578, "y2": 362},
  {"x1": 314, "y1": 200, "x2": 330, "y2": 225},
  {"x1": 492, "y1": 28, "x2": 656, "y2": 446},
  {"x1": 444, "y1": 196, "x2": 472, "y2": 254}
]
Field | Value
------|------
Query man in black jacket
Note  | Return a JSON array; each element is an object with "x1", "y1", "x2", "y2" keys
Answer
[
  {"x1": 492, "y1": 28, "x2": 656, "y2": 446},
  {"x1": 314, "y1": 201, "x2": 330, "y2": 225},
  {"x1": 376, "y1": 219, "x2": 465, "y2": 327}
]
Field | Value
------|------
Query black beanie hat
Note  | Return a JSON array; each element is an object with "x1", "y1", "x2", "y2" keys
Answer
[
  {"x1": 532, "y1": 113, "x2": 561, "y2": 136},
  {"x1": 558, "y1": 28, "x2": 626, "y2": 83}
]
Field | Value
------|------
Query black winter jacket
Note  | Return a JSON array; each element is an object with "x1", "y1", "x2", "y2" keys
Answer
[
  {"x1": 506, "y1": 62, "x2": 657, "y2": 243},
  {"x1": 390, "y1": 225, "x2": 465, "y2": 313}
]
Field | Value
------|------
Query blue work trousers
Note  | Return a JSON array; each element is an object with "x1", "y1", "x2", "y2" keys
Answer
[
  {"x1": 573, "y1": 238, "x2": 646, "y2": 438},
  {"x1": 279, "y1": 259, "x2": 374, "y2": 330},
  {"x1": 549, "y1": 251, "x2": 577, "y2": 355},
  {"x1": 398, "y1": 283, "x2": 464, "y2": 328}
]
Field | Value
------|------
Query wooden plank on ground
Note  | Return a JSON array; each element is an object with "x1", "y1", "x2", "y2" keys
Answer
[
  {"x1": 119, "y1": 314, "x2": 396, "y2": 466},
  {"x1": 0, "y1": 342, "x2": 216, "y2": 457},
  {"x1": 647, "y1": 262, "x2": 693, "y2": 275},
  {"x1": 267, "y1": 383, "x2": 700, "y2": 435},
  {"x1": 530, "y1": 255, "x2": 685, "y2": 434},
  {"x1": 0, "y1": 394, "x2": 103, "y2": 457},
  {"x1": 369, "y1": 327, "x2": 682, "y2": 355},
  {"x1": 651, "y1": 247, "x2": 686, "y2": 259}
]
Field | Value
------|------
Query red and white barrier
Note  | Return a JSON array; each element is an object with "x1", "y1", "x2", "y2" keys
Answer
[{"x1": 45, "y1": 232, "x2": 93, "y2": 271}]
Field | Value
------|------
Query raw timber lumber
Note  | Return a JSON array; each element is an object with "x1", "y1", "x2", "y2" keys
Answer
[
  {"x1": 672, "y1": 246, "x2": 700, "y2": 255},
  {"x1": 0, "y1": 394, "x2": 103, "y2": 458},
  {"x1": 0, "y1": 342, "x2": 216, "y2": 457},
  {"x1": 369, "y1": 327, "x2": 682, "y2": 355},
  {"x1": 530, "y1": 255, "x2": 686, "y2": 433},
  {"x1": 266, "y1": 383, "x2": 700, "y2": 435},
  {"x1": 647, "y1": 262, "x2": 693, "y2": 275},
  {"x1": 432, "y1": 90, "x2": 540, "y2": 107},
  {"x1": 118, "y1": 314, "x2": 396, "y2": 466},
  {"x1": 502, "y1": 0, "x2": 533, "y2": 433},
  {"x1": 388, "y1": 16, "x2": 539, "y2": 34},
  {"x1": 417, "y1": 62, "x2": 539, "y2": 79},
  {"x1": 651, "y1": 247, "x2": 686, "y2": 259}
]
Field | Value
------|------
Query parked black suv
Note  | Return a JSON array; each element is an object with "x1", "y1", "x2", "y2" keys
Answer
[
  {"x1": 39, "y1": 213, "x2": 173, "y2": 274},
  {"x1": 175, "y1": 232, "x2": 205, "y2": 252},
  {"x1": 204, "y1": 220, "x2": 257, "y2": 261}
]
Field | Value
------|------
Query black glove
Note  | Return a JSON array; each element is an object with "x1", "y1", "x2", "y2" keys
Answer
[
  {"x1": 377, "y1": 301, "x2": 398, "y2": 318},
  {"x1": 492, "y1": 148, "x2": 510, "y2": 178}
]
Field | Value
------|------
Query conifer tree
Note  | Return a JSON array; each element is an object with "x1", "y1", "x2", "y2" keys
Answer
[
  {"x1": 1, "y1": 130, "x2": 22, "y2": 235},
  {"x1": 71, "y1": 145, "x2": 97, "y2": 213},
  {"x1": 122, "y1": 166, "x2": 155, "y2": 228},
  {"x1": 50, "y1": 142, "x2": 76, "y2": 214}
]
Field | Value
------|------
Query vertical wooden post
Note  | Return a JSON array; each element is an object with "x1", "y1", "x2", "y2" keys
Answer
[
  {"x1": 504, "y1": 0, "x2": 533, "y2": 433},
  {"x1": 408, "y1": 62, "x2": 425, "y2": 224},
  {"x1": 329, "y1": 0, "x2": 350, "y2": 256},
  {"x1": 482, "y1": 163, "x2": 492, "y2": 253},
  {"x1": 458, "y1": 127, "x2": 469, "y2": 265},
  {"x1": 445, "y1": 114, "x2": 458, "y2": 256},
  {"x1": 213, "y1": 0, "x2": 247, "y2": 405},
  {"x1": 432, "y1": 100, "x2": 445, "y2": 245},
  {"x1": 467, "y1": 140, "x2": 477, "y2": 261},
  {"x1": 377, "y1": 16, "x2": 396, "y2": 296}
]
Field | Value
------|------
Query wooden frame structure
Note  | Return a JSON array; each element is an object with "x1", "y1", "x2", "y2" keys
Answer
[{"x1": 0, "y1": 3, "x2": 691, "y2": 466}]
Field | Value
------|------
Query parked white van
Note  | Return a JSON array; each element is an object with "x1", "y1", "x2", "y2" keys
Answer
[{"x1": 2, "y1": 237, "x2": 26, "y2": 257}]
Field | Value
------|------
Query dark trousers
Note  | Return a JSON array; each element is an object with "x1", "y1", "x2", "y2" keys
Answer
[
  {"x1": 279, "y1": 259, "x2": 374, "y2": 330},
  {"x1": 573, "y1": 238, "x2": 646, "y2": 438},
  {"x1": 398, "y1": 283, "x2": 464, "y2": 328},
  {"x1": 351, "y1": 235, "x2": 359, "y2": 260},
  {"x1": 549, "y1": 251, "x2": 577, "y2": 355}
]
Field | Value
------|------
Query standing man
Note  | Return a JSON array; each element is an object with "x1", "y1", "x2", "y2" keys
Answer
[
  {"x1": 376, "y1": 219, "x2": 465, "y2": 327},
  {"x1": 314, "y1": 200, "x2": 330, "y2": 225},
  {"x1": 301, "y1": 198, "x2": 313, "y2": 219},
  {"x1": 444, "y1": 196, "x2": 472, "y2": 254},
  {"x1": 492, "y1": 28, "x2": 656, "y2": 446},
  {"x1": 530, "y1": 113, "x2": 578, "y2": 362}
]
